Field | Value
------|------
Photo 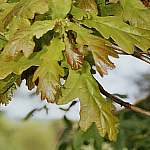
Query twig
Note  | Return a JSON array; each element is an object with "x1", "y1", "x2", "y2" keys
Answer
[
  {"x1": 97, "y1": 82, "x2": 150, "y2": 117},
  {"x1": 23, "y1": 105, "x2": 48, "y2": 121},
  {"x1": 108, "y1": 44, "x2": 150, "y2": 64},
  {"x1": 59, "y1": 100, "x2": 78, "y2": 111}
]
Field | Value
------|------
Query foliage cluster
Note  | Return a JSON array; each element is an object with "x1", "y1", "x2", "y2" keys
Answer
[{"x1": 0, "y1": 0, "x2": 150, "y2": 141}]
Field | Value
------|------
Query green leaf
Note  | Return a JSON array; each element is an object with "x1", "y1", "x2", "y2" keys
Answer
[
  {"x1": 67, "y1": 23, "x2": 118, "y2": 76},
  {"x1": 82, "y1": 16, "x2": 150, "y2": 53},
  {"x1": 0, "y1": 0, "x2": 48, "y2": 31},
  {"x1": 4, "y1": 17, "x2": 32, "y2": 42},
  {"x1": 0, "y1": 51, "x2": 43, "y2": 80},
  {"x1": 48, "y1": 0, "x2": 72, "y2": 19},
  {"x1": 58, "y1": 62, "x2": 118, "y2": 141},
  {"x1": 16, "y1": 0, "x2": 48, "y2": 19},
  {"x1": 2, "y1": 19, "x2": 55, "y2": 58},
  {"x1": 33, "y1": 38, "x2": 65, "y2": 102},
  {"x1": 70, "y1": 6, "x2": 88, "y2": 20},
  {"x1": 99, "y1": 3, "x2": 122, "y2": 16},
  {"x1": 0, "y1": 2, "x2": 16, "y2": 32},
  {"x1": 120, "y1": 0, "x2": 150, "y2": 30},
  {"x1": 30, "y1": 20, "x2": 56, "y2": 39},
  {"x1": 0, "y1": 73, "x2": 18, "y2": 105}
]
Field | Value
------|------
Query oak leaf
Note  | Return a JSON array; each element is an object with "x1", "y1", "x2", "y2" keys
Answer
[
  {"x1": 67, "y1": 23, "x2": 118, "y2": 76},
  {"x1": 58, "y1": 62, "x2": 118, "y2": 141},
  {"x1": 49, "y1": 0, "x2": 72, "y2": 19},
  {"x1": 2, "y1": 19, "x2": 55, "y2": 58},
  {"x1": 83, "y1": 16, "x2": 150, "y2": 53},
  {"x1": 0, "y1": 0, "x2": 48, "y2": 31},
  {"x1": 33, "y1": 38, "x2": 65, "y2": 102},
  {"x1": 120, "y1": 0, "x2": 150, "y2": 30}
]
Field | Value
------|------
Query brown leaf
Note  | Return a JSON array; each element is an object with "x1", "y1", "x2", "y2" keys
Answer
[
  {"x1": 90, "y1": 45, "x2": 118, "y2": 76},
  {"x1": 65, "y1": 37, "x2": 84, "y2": 69},
  {"x1": 79, "y1": 0, "x2": 98, "y2": 14},
  {"x1": 65, "y1": 23, "x2": 119, "y2": 76},
  {"x1": 141, "y1": 0, "x2": 150, "y2": 7}
]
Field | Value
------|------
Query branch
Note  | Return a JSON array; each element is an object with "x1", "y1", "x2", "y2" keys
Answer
[
  {"x1": 23, "y1": 105, "x2": 48, "y2": 121},
  {"x1": 108, "y1": 44, "x2": 150, "y2": 65},
  {"x1": 59, "y1": 100, "x2": 78, "y2": 111},
  {"x1": 97, "y1": 82, "x2": 150, "y2": 117}
]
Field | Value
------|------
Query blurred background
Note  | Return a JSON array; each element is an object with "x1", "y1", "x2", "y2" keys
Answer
[{"x1": 0, "y1": 55, "x2": 150, "y2": 150}]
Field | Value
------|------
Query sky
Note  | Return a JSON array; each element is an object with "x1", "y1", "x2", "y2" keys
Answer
[{"x1": 0, "y1": 55, "x2": 150, "y2": 121}]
